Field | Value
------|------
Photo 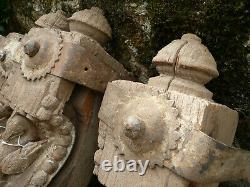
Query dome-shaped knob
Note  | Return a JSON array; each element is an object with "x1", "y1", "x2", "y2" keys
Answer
[
  {"x1": 124, "y1": 115, "x2": 145, "y2": 140},
  {"x1": 24, "y1": 40, "x2": 40, "y2": 57},
  {"x1": 117, "y1": 97, "x2": 165, "y2": 153}
]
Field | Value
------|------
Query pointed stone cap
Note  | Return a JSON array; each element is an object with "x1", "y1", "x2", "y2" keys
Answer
[
  {"x1": 68, "y1": 7, "x2": 112, "y2": 45},
  {"x1": 153, "y1": 33, "x2": 219, "y2": 84},
  {"x1": 35, "y1": 10, "x2": 69, "y2": 31}
]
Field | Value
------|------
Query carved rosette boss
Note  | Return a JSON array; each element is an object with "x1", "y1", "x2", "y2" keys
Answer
[
  {"x1": 0, "y1": 7, "x2": 131, "y2": 187},
  {"x1": 94, "y1": 34, "x2": 250, "y2": 187}
]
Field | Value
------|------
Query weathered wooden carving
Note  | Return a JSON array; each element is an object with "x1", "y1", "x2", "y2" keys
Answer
[
  {"x1": 35, "y1": 10, "x2": 69, "y2": 31},
  {"x1": 94, "y1": 34, "x2": 250, "y2": 187},
  {"x1": 0, "y1": 7, "x2": 131, "y2": 187}
]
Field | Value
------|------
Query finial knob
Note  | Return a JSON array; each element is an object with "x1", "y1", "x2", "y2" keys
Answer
[
  {"x1": 68, "y1": 7, "x2": 112, "y2": 45},
  {"x1": 151, "y1": 33, "x2": 219, "y2": 99},
  {"x1": 118, "y1": 97, "x2": 165, "y2": 153},
  {"x1": 124, "y1": 116, "x2": 145, "y2": 140},
  {"x1": 24, "y1": 40, "x2": 40, "y2": 57}
]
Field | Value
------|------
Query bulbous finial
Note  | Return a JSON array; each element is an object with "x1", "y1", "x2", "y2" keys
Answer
[
  {"x1": 124, "y1": 115, "x2": 145, "y2": 140},
  {"x1": 153, "y1": 33, "x2": 219, "y2": 84},
  {"x1": 68, "y1": 7, "x2": 112, "y2": 45},
  {"x1": 151, "y1": 33, "x2": 219, "y2": 99}
]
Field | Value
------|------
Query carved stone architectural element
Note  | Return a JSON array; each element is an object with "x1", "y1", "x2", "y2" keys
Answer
[
  {"x1": 94, "y1": 34, "x2": 250, "y2": 187},
  {"x1": 0, "y1": 7, "x2": 132, "y2": 187},
  {"x1": 68, "y1": 7, "x2": 112, "y2": 45},
  {"x1": 35, "y1": 10, "x2": 69, "y2": 31},
  {"x1": 150, "y1": 33, "x2": 219, "y2": 99},
  {"x1": 21, "y1": 28, "x2": 64, "y2": 80}
]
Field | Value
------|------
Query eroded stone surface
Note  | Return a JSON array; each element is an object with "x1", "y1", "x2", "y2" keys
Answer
[
  {"x1": 94, "y1": 34, "x2": 250, "y2": 187},
  {"x1": 2, "y1": 1, "x2": 250, "y2": 186},
  {"x1": 0, "y1": 7, "x2": 131, "y2": 187}
]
